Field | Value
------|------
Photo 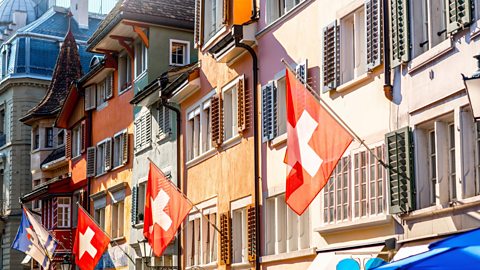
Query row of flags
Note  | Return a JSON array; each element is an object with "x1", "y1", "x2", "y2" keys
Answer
[{"x1": 11, "y1": 68, "x2": 353, "y2": 269}]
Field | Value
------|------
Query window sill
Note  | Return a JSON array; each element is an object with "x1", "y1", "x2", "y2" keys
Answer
[
  {"x1": 111, "y1": 163, "x2": 126, "y2": 172},
  {"x1": 96, "y1": 101, "x2": 108, "y2": 111},
  {"x1": 201, "y1": 26, "x2": 228, "y2": 52},
  {"x1": 118, "y1": 85, "x2": 132, "y2": 96},
  {"x1": 71, "y1": 154, "x2": 82, "y2": 162},
  {"x1": 186, "y1": 148, "x2": 217, "y2": 169},
  {"x1": 260, "y1": 248, "x2": 316, "y2": 263},
  {"x1": 408, "y1": 37, "x2": 454, "y2": 74},
  {"x1": 335, "y1": 73, "x2": 372, "y2": 93},
  {"x1": 314, "y1": 214, "x2": 391, "y2": 234},
  {"x1": 134, "y1": 70, "x2": 148, "y2": 83},
  {"x1": 270, "y1": 132, "x2": 287, "y2": 148},
  {"x1": 157, "y1": 133, "x2": 172, "y2": 143},
  {"x1": 231, "y1": 262, "x2": 251, "y2": 269},
  {"x1": 134, "y1": 144, "x2": 152, "y2": 155},
  {"x1": 133, "y1": 223, "x2": 144, "y2": 229},
  {"x1": 110, "y1": 236, "x2": 126, "y2": 243},
  {"x1": 95, "y1": 171, "x2": 108, "y2": 178},
  {"x1": 221, "y1": 134, "x2": 242, "y2": 150},
  {"x1": 186, "y1": 262, "x2": 218, "y2": 270}
]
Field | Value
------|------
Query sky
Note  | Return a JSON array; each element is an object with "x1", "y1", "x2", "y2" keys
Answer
[{"x1": 54, "y1": 0, "x2": 118, "y2": 14}]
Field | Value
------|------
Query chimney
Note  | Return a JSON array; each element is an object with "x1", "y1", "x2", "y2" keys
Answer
[{"x1": 70, "y1": 0, "x2": 88, "y2": 29}]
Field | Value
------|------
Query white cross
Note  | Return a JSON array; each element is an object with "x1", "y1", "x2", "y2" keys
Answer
[
  {"x1": 79, "y1": 226, "x2": 97, "y2": 259},
  {"x1": 295, "y1": 110, "x2": 323, "y2": 177},
  {"x1": 149, "y1": 189, "x2": 173, "y2": 233}
]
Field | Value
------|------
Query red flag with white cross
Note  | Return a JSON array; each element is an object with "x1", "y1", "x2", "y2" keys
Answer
[
  {"x1": 144, "y1": 162, "x2": 193, "y2": 256},
  {"x1": 284, "y1": 69, "x2": 353, "y2": 215},
  {"x1": 73, "y1": 206, "x2": 110, "y2": 270}
]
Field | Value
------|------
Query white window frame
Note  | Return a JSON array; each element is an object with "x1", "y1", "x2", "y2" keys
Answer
[
  {"x1": 113, "y1": 129, "x2": 127, "y2": 169},
  {"x1": 203, "y1": 0, "x2": 224, "y2": 43},
  {"x1": 137, "y1": 181, "x2": 147, "y2": 224},
  {"x1": 265, "y1": 0, "x2": 303, "y2": 25},
  {"x1": 222, "y1": 77, "x2": 243, "y2": 142},
  {"x1": 57, "y1": 129, "x2": 65, "y2": 147},
  {"x1": 118, "y1": 52, "x2": 132, "y2": 94},
  {"x1": 94, "y1": 207, "x2": 106, "y2": 231},
  {"x1": 230, "y1": 196, "x2": 251, "y2": 265},
  {"x1": 57, "y1": 197, "x2": 71, "y2": 228},
  {"x1": 169, "y1": 39, "x2": 190, "y2": 66},
  {"x1": 111, "y1": 200, "x2": 125, "y2": 238},
  {"x1": 135, "y1": 41, "x2": 148, "y2": 79},
  {"x1": 428, "y1": 129, "x2": 437, "y2": 206},
  {"x1": 96, "y1": 138, "x2": 110, "y2": 176},
  {"x1": 72, "y1": 124, "x2": 82, "y2": 158}
]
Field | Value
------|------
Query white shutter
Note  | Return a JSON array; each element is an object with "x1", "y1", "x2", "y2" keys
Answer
[
  {"x1": 144, "y1": 113, "x2": 152, "y2": 148},
  {"x1": 134, "y1": 118, "x2": 141, "y2": 152},
  {"x1": 85, "y1": 85, "x2": 96, "y2": 111},
  {"x1": 105, "y1": 73, "x2": 113, "y2": 99},
  {"x1": 86, "y1": 147, "x2": 96, "y2": 177},
  {"x1": 158, "y1": 106, "x2": 171, "y2": 138},
  {"x1": 105, "y1": 138, "x2": 112, "y2": 171}
]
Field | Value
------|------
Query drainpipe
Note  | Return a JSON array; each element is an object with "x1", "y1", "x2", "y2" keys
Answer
[
  {"x1": 233, "y1": 25, "x2": 260, "y2": 270},
  {"x1": 160, "y1": 99, "x2": 182, "y2": 270},
  {"x1": 383, "y1": 0, "x2": 393, "y2": 101}
]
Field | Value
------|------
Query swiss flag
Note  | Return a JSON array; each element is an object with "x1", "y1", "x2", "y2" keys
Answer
[
  {"x1": 73, "y1": 206, "x2": 110, "y2": 270},
  {"x1": 284, "y1": 69, "x2": 353, "y2": 215},
  {"x1": 144, "y1": 162, "x2": 193, "y2": 256}
]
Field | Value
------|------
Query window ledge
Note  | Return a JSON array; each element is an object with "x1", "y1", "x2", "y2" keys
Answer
[
  {"x1": 314, "y1": 214, "x2": 391, "y2": 234},
  {"x1": 71, "y1": 154, "x2": 82, "y2": 162},
  {"x1": 231, "y1": 262, "x2": 251, "y2": 269},
  {"x1": 134, "y1": 70, "x2": 148, "y2": 83},
  {"x1": 118, "y1": 85, "x2": 132, "y2": 96},
  {"x1": 157, "y1": 133, "x2": 172, "y2": 143},
  {"x1": 408, "y1": 38, "x2": 454, "y2": 74},
  {"x1": 133, "y1": 223, "x2": 144, "y2": 229},
  {"x1": 401, "y1": 195, "x2": 480, "y2": 221},
  {"x1": 110, "y1": 236, "x2": 126, "y2": 243},
  {"x1": 111, "y1": 163, "x2": 126, "y2": 172},
  {"x1": 95, "y1": 171, "x2": 108, "y2": 178},
  {"x1": 201, "y1": 26, "x2": 228, "y2": 52},
  {"x1": 96, "y1": 101, "x2": 109, "y2": 111},
  {"x1": 270, "y1": 132, "x2": 287, "y2": 148},
  {"x1": 186, "y1": 262, "x2": 218, "y2": 270},
  {"x1": 260, "y1": 248, "x2": 316, "y2": 263},
  {"x1": 335, "y1": 73, "x2": 372, "y2": 93},
  {"x1": 186, "y1": 148, "x2": 217, "y2": 169},
  {"x1": 221, "y1": 134, "x2": 242, "y2": 150}
]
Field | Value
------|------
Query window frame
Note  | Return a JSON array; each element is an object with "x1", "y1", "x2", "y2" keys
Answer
[
  {"x1": 71, "y1": 124, "x2": 82, "y2": 158},
  {"x1": 222, "y1": 78, "x2": 241, "y2": 142},
  {"x1": 96, "y1": 138, "x2": 111, "y2": 176},
  {"x1": 57, "y1": 197, "x2": 71, "y2": 228},
  {"x1": 135, "y1": 41, "x2": 148, "y2": 79},
  {"x1": 112, "y1": 129, "x2": 127, "y2": 169},
  {"x1": 118, "y1": 52, "x2": 132, "y2": 94},
  {"x1": 45, "y1": 127, "x2": 53, "y2": 148},
  {"x1": 186, "y1": 201, "x2": 218, "y2": 267},
  {"x1": 111, "y1": 200, "x2": 125, "y2": 239},
  {"x1": 169, "y1": 39, "x2": 190, "y2": 66}
]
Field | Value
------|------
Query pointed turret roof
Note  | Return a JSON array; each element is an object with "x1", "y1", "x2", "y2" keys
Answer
[{"x1": 20, "y1": 27, "x2": 83, "y2": 124}]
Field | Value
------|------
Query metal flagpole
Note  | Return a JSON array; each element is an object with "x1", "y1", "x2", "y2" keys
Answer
[
  {"x1": 76, "y1": 202, "x2": 136, "y2": 264},
  {"x1": 146, "y1": 157, "x2": 222, "y2": 234}
]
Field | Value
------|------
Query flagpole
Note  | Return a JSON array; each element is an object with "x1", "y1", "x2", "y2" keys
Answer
[
  {"x1": 147, "y1": 157, "x2": 222, "y2": 234},
  {"x1": 75, "y1": 203, "x2": 136, "y2": 264},
  {"x1": 280, "y1": 59, "x2": 392, "y2": 171}
]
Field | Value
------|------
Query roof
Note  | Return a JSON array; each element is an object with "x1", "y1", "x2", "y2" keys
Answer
[
  {"x1": 0, "y1": 0, "x2": 41, "y2": 24},
  {"x1": 20, "y1": 28, "x2": 83, "y2": 123},
  {"x1": 40, "y1": 147, "x2": 65, "y2": 167},
  {"x1": 88, "y1": 0, "x2": 194, "y2": 50}
]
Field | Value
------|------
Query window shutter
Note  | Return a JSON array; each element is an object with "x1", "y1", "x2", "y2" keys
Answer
[
  {"x1": 223, "y1": 0, "x2": 230, "y2": 24},
  {"x1": 85, "y1": 85, "x2": 96, "y2": 111},
  {"x1": 322, "y1": 21, "x2": 340, "y2": 92},
  {"x1": 237, "y1": 77, "x2": 248, "y2": 133},
  {"x1": 446, "y1": 0, "x2": 472, "y2": 33},
  {"x1": 131, "y1": 185, "x2": 138, "y2": 225},
  {"x1": 261, "y1": 82, "x2": 277, "y2": 142},
  {"x1": 134, "y1": 118, "x2": 141, "y2": 151},
  {"x1": 105, "y1": 73, "x2": 114, "y2": 99},
  {"x1": 53, "y1": 197, "x2": 58, "y2": 228},
  {"x1": 211, "y1": 94, "x2": 223, "y2": 148},
  {"x1": 390, "y1": 0, "x2": 410, "y2": 67},
  {"x1": 145, "y1": 113, "x2": 152, "y2": 148},
  {"x1": 81, "y1": 121, "x2": 86, "y2": 153},
  {"x1": 295, "y1": 60, "x2": 308, "y2": 85},
  {"x1": 65, "y1": 130, "x2": 72, "y2": 159},
  {"x1": 386, "y1": 127, "x2": 415, "y2": 214},
  {"x1": 366, "y1": 0, "x2": 383, "y2": 70},
  {"x1": 105, "y1": 138, "x2": 112, "y2": 171},
  {"x1": 247, "y1": 204, "x2": 256, "y2": 263},
  {"x1": 86, "y1": 146, "x2": 96, "y2": 177},
  {"x1": 219, "y1": 212, "x2": 231, "y2": 265},
  {"x1": 122, "y1": 132, "x2": 128, "y2": 165},
  {"x1": 158, "y1": 106, "x2": 171, "y2": 138},
  {"x1": 194, "y1": 0, "x2": 204, "y2": 46}
]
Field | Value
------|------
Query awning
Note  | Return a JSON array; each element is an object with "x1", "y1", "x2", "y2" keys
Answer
[
  {"x1": 307, "y1": 245, "x2": 385, "y2": 270},
  {"x1": 393, "y1": 243, "x2": 429, "y2": 261}
]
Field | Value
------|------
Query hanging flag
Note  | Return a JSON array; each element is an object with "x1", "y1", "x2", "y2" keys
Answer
[
  {"x1": 144, "y1": 162, "x2": 193, "y2": 256},
  {"x1": 73, "y1": 206, "x2": 110, "y2": 270},
  {"x1": 12, "y1": 207, "x2": 58, "y2": 269},
  {"x1": 284, "y1": 69, "x2": 353, "y2": 215}
]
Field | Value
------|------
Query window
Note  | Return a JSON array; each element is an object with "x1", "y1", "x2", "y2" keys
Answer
[
  {"x1": 96, "y1": 139, "x2": 111, "y2": 176},
  {"x1": 134, "y1": 113, "x2": 152, "y2": 153},
  {"x1": 33, "y1": 127, "x2": 39, "y2": 150},
  {"x1": 428, "y1": 129, "x2": 437, "y2": 205},
  {"x1": 223, "y1": 83, "x2": 238, "y2": 141},
  {"x1": 57, "y1": 197, "x2": 71, "y2": 228},
  {"x1": 265, "y1": 194, "x2": 309, "y2": 256},
  {"x1": 410, "y1": 0, "x2": 447, "y2": 58},
  {"x1": 170, "y1": 40, "x2": 190, "y2": 66},
  {"x1": 186, "y1": 210, "x2": 217, "y2": 267},
  {"x1": 111, "y1": 200, "x2": 125, "y2": 238},
  {"x1": 323, "y1": 157, "x2": 350, "y2": 224},
  {"x1": 135, "y1": 41, "x2": 147, "y2": 78},
  {"x1": 118, "y1": 54, "x2": 132, "y2": 93},
  {"x1": 137, "y1": 182, "x2": 147, "y2": 223},
  {"x1": 113, "y1": 130, "x2": 127, "y2": 168},
  {"x1": 57, "y1": 130, "x2": 64, "y2": 146},
  {"x1": 96, "y1": 73, "x2": 113, "y2": 107},
  {"x1": 448, "y1": 123, "x2": 456, "y2": 201},
  {"x1": 340, "y1": 7, "x2": 366, "y2": 84},
  {"x1": 186, "y1": 93, "x2": 214, "y2": 161},
  {"x1": 203, "y1": 0, "x2": 224, "y2": 41},
  {"x1": 85, "y1": 85, "x2": 96, "y2": 111},
  {"x1": 276, "y1": 76, "x2": 287, "y2": 135},
  {"x1": 94, "y1": 207, "x2": 105, "y2": 230},
  {"x1": 45, "y1": 128, "x2": 53, "y2": 148},
  {"x1": 72, "y1": 124, "x2": 82, "y2": 158},
  {"x1": 232, "y1": 208, "x2": 247, "y2": 263},
  {"x1": 266, "y1": 0, "x2": 302, "y2": 24}
]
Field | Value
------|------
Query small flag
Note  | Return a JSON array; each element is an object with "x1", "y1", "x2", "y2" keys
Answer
[
  {"x1": 284, "y1": 69, "x2": 353, "y2": 215},
  {"x1": 12, "y1": 207, "x2": 58, "y2": 269},
  {"x1": 73, "y1": 206, "x2": 110, "y2": 270},
  {"x1": 144, "y1": 162, "x2": 193, "y2": 256}
]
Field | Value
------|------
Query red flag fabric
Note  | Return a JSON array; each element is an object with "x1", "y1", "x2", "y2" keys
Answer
[
  {"x1": 73, "y1": 206, "x2": 110, "y2": 270},
  {"x1": 144, "y1": 162, "x2": 193, "y2": 256},
  {"x1": 284, "y1": 69, "x2": 353, "y2": 215}
]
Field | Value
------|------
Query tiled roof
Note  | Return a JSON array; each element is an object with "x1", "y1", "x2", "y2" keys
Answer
[
  {"x1": 20, "y1": 29, "x2": 83, "y2": 123},
  {"x1": 89, "y1": 0, "x2": 194, "y2": 46},
  {"x1": 40, "y1": 147, "x2": 66, "y2": 167}
]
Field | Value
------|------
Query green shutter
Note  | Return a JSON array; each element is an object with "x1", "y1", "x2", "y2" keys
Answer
[
  {"x1": 446, "y1": 0, "x2": 472, "y2": 33},
  {"x1": 131, "y1": 185, "x2": 138, "y2": 225},
  {"x1": 386, "y1": 127, "x2": 415, "y2": 214},
  {"x1": 366, "y1": 0, "x2": 383, "y2": 70},
  {"x1": 322, "y1": 21, "x2": 340, "y2": 92},
  {"x1": 389, "y1": 0, "x2": 410, "y2": 67},
  {"x1": 261, "y1": 82, "x2": 277, "y2": 142}
]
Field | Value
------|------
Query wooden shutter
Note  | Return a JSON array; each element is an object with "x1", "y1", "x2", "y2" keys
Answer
[
  {"x1": 322, "y1": 21, "x2": 340, "y2": 92},
  {"x1": 223, "y1": 0, "x2": 230, "y2": 24},
  {"x1": 386, "y1": 127, "x2": 415, "y2": 214},
  {"x1": 80, "y1": 121, "x2": 86, "y2": 153},
  {"x1": 105, "y1": 139, "x2": 112, "y2": 171},
  {"x1": 261, "y1": 82, "x2": 277, "y2": 142},
  {"x1": 84, "y1": 85, "x2": 96, "y2": 111},
  {"x1": 219, "y1": 212, "x2": 231, "y2": 265},
  {"x1": 158, "y1": 106, "x2": 171, "y2": 138},
  {"x1": 390, "y1": 0, "x2": 410, "y2": 67},
  {"x1": 65, "y1": 130, "x2": 72, "y2": 159},
  {"x1": 237, "y1": 76, "x2": 248, "y2": 133},
  {"x1": 247, "y1": 204, "x2": 256, "y2": 263},
  {"x1": 366, "y1": 0, "x2": 383, "y2": 70},
  {"x1": 122, "y1": 132, "x2": 128, "y2": 165},
  {"x1": 86, "y1": 146, "x2": 96, "y2": 177},
  {"x1": 105, "y1": 73, "x2": 114, "y2": 99},
  {"x1": 131, "y1": 185, "x2": 138, "y2": 224},
  {"x1": 211, "y1": 94, "x2": 223, "y2": 148},
  {"x1": 295, "y1": 60, "x2": 308, "y2": 85},
  {"x1": 194, "y1": 0, "x2": 204, "y2": 46},
  {"x1": 446, "y1": 0, "x2": 472, "y2": 33}
]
